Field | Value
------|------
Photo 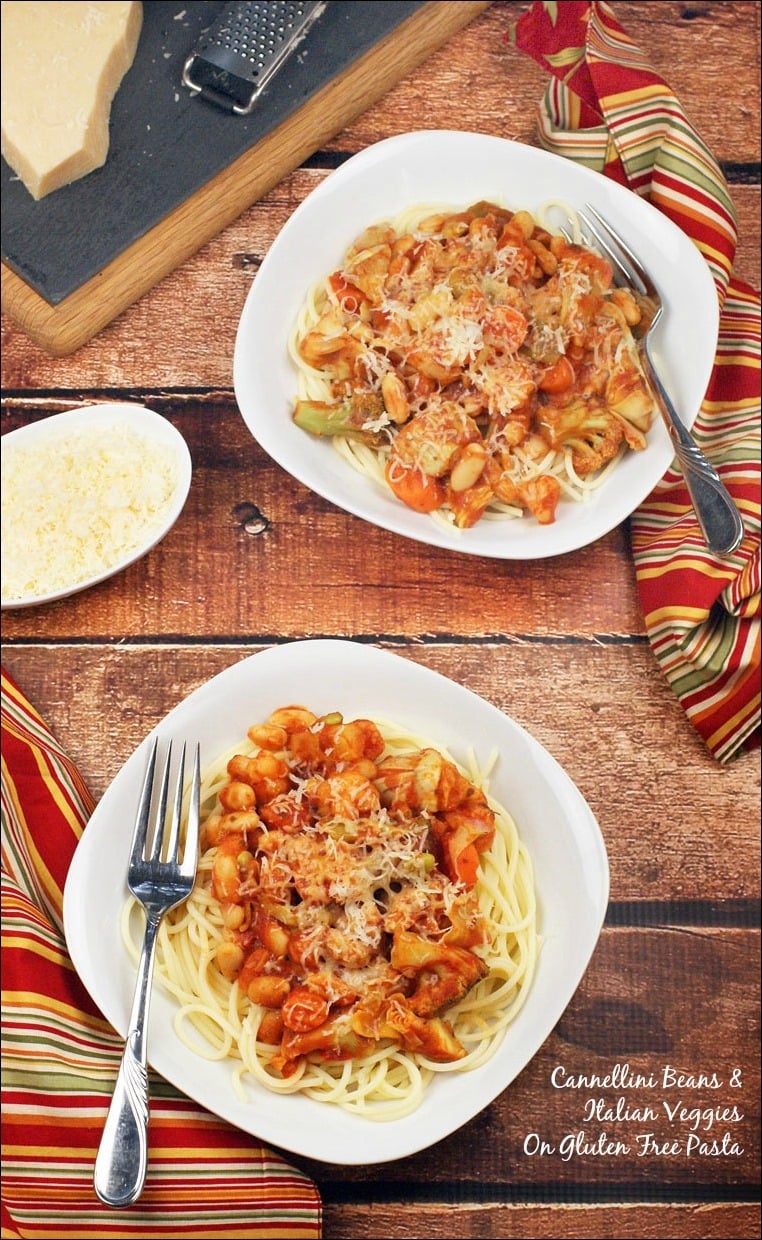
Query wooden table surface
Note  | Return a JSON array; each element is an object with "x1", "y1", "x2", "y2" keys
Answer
[{"x1": 2, "y1": 3, "x2": 759, "y2": 1238}]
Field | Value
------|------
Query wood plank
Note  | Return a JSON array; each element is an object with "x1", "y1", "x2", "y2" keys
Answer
[
  {"x1": 1, "y1": 175, "x2": 757, "y2": 387},
  {"x1": 1, "y1": 1, "x2": 757, "y2": 370},
  {"x1": 0, "y1": 2, "x2": 490, "y2": 355},
  {"x1": 328, "y1": 1, "x2": 762, "y2": 166},
  {"x1": 1, "y1": 645, "x2": 758, "y2": 900},
  {"x1": 298, "y1": 927, "x2": 761, "y2": 1188},
  {"x1": 319, "y1": 1203, "x2": 762, "y2": 1240},
  {"x1": 0, "y1": 398, "x2": 648, "y2": 639}
]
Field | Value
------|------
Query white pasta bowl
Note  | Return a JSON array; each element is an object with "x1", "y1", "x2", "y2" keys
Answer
[
  {"x1": 233, "y1": 130, "x2": 719, "y2": 559},
  {"x1": 63, "y1": 639, "x2": 609, "y2": 1165},
  {"x1": 0, "y1": 403, "x2": 192, "y2": 609}
]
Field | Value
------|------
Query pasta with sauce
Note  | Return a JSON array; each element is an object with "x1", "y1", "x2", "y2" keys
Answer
[
  {"x1": 288, "y1": 200, "x2": 657, "y2": 531},
  {"x1": 126, "y1": 705, "x2": 537, "y2": 1120}
]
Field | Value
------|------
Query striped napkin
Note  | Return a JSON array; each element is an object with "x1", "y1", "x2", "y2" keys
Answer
[
  {"x1": 512, "y1": 0, "x2": 760, "y2": 762},
  {"x1": 1, "y1": 667, "x2": 322, "y2": 1239}
]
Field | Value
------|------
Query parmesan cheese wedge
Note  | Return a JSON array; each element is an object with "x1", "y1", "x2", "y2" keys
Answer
[{"x1": 1, "y1": 1, "x2": 143, "y2": 200}]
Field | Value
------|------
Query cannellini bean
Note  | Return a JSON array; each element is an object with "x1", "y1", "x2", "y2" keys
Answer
[
  {"x1": 252, "y1": 751, "x2": 289, "y2": 780},
  {"x1": 407, "y1": 288, "x2": 451, "y2": 332},
  {"x1": 256, "y1": 914, "x2": 291, "y2": 958},
  {"x1": 202, "y1": 813, "x2": 224, "y2": 847},
  {"x1": 527, "y1": 238, "x2": 558, "y2": 275},
  {"x1": 330, "y1": 719, "x2": 385, "y2": 765},
  {"x1": 392, "y1": 233, "x2": 416, "y2": 258},
  {"x1": 257, "y1": 1010, "x2": 284, "y2": 1045},
  {"x1": 204, "y1": 810, "x2": 260, "y2": 847},
  {"x1": 218, "y1": 780, "x2": 256, "y2": 812},
  {"x1": 418, "y1": 212, "x2": 449, "y2": 234},
  {"x1": 609, "y1": 286, "x2": 642, "y2": 325},
  {"x1": 300, "y1": 330, "x2": 346, "y2": 360},
  {"x1": 247, "y1": 975, "x2": 290, "y2": 1008},
  {"x1": 227, "y1": 751, "x2": 290, "y2": 802},
  {"x1": 268, "y1": 706, "x2": 317, "y2": 733},
  {"x1": 247, "y1": 722, "x2": 288, "y2": 750},
  {"x1": 449, "y1": 442, "x2": 488, "y2": 492},
  {"x1": 345, "y1": 243, "x2": 391, "y2": 301},
  {"x1": 381, "y1": 372, "x2": 409, "y2": 423},
  {"x1": 222, "y1": 902, "x2": 246, "y2": 930},
  {"x1": 509, "y1": 210, "x2": 536, "y2": 240},
  {"x1": 212, "y1": 851, "x2": 240, "y2": 902},
  {"x1": 347, "y1": 223, "x2": 394, "y2": 256},
  {"x1": 348, "y1": 757, "x2": 379, "y2": 780},
  {"x1": 216, "y1": 941, "x2": 244, "y2": 980}
]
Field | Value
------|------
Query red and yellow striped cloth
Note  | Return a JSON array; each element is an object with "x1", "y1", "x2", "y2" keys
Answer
[
  {"x1": 1, "y1": 668, "x2": 322, "y2": 1239},
  {"x1": 512, "y1": 0, "x2": 760, "y2": 762}
]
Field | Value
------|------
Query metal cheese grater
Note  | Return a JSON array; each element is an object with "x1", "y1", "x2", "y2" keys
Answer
[{"x1": 182, "y1": 1, "x2": 327, "y2": 115}]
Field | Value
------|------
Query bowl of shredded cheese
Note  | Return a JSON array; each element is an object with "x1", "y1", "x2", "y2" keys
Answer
[{"x1": 1, "y1": 403, "x2": 192, "y2": 609}]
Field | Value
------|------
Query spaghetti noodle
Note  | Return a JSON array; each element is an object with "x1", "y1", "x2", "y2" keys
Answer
[
  {"x1": 289, "y1": 199, "x2": 656, "y2": 531},
  {"x1": 131, "y1": 706, "x2": 537, "y2": 1120}
]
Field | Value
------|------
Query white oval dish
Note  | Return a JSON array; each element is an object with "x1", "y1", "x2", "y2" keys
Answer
[
  {"x1": 233, "y1": 130, "x2": 719, "y2": 559},
  {"x1": 63, "y1": 639, "x2": 609, "y2": 1165},
  {"x1": 1, "y1": 402, "x2": 192, "y2": 609}
]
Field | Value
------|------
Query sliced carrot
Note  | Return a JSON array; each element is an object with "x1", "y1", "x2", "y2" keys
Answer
[
  {"x1": 538, "y1": 355, "x2": 575, "y2": 393},
  {"x1": 451, "y1": 842, "x2": 480, "y2": 888},
  {"x1": 385, "y1": 462, "x2": 445, "y2": 513},
  {"x1": 327, "y1": 271, "x2": 368, "y2": 314},
  {"x1": 484, "y1": 304, "x2": 528, "y2": 351}
]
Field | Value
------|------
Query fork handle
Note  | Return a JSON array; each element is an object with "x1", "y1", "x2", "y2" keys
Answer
[
  {"x1": 642, "y1": 347, "x2": 744, "y2": 556},
  {"x1": 94, "y1": 915, "x2": 159, "y2": 1208}
]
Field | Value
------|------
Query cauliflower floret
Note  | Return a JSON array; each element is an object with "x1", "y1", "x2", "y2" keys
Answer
[
  {"x1": 537, "y1": 399, "x2": 625, "y2": 478},
  {"x1": 391, "y1": 401, "x2": 479, "y2": 477},
  {"x1": 606, "y1": 368, "x2": 654, "y2": 434}
]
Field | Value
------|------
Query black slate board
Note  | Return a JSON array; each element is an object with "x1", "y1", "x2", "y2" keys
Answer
[{"x1": 1, "y1": 0, "x2": 425, "y2": 305}]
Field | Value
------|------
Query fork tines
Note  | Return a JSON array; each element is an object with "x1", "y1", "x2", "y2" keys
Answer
[
  {"x1": 183, "y1": 743, "x2": 201, "y2": 879},
  {"x1": 578, "y1": 204, "x2": 649, "y2": 298},
  {"x1": 130, "y1": 737, "x2": 200, "y2": 875}
]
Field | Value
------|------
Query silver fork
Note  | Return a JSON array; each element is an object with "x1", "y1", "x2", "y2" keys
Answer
[
  {"x1": 577, "y1": 203, "x2": 744, "y2": 557},
  {"x1": 94, "y1": 737, "x2": 201, "y2": 1209}
]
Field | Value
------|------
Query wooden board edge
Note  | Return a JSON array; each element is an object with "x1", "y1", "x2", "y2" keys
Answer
[{"x1": 1, "y1": 0, "x2": 492, "y2": 357}]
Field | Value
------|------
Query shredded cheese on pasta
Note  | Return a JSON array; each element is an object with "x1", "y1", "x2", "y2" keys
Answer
[
  {"x1": 289, "y1": 199, "x2": 656, "y2": 531},
  {"x1": 132, "y1": 711, "x2": 538, "y2": 1121}
]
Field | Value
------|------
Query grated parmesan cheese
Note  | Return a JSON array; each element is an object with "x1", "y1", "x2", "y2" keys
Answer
[{"x1": 1, "y1": 422, "x2": 181, "y2": 602}]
